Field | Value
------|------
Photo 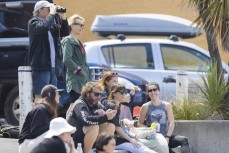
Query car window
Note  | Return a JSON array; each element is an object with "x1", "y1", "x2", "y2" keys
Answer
[
  {"x1": 160, "y1": 44, "x2": 210, "y2": 71},
  {"x1": 0, "y1": 2, "x2": 34, "y2": 38},
  {"x1": 102, "y1": 43, "x2": 154, "y2": 69}
]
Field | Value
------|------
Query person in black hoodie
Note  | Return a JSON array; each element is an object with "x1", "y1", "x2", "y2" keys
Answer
[
  {"x1": 28, "y1": 0, "x2": 69, "y2": 100},
  {"x1": 31, "y1": 117, "x2": 76, "y2": 153},
  {"x1": 66, "y1": 81, "x2": 117, "y2": 153},
  {"x1": 18, "y1": 84, "x2": 63, "y2": 153}
]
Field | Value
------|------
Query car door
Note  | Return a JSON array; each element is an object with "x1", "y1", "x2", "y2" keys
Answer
[
  {"x1": 156, "y1": 43, "x2": 211, "y2": 101},
  {"x1": 101, "y1": 42, "x2": 164, "y2": 97}
]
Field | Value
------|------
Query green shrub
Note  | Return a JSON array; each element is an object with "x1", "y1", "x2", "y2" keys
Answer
[
  {"x1": 192, "y1": 62, "x2": 229, "y2": 119},
  {"x1": 172, "y1": 98, "x2": 208, "y2": 120}
]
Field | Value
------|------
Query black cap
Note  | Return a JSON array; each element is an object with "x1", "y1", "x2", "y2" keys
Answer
[{"x1": 41, "y1": 84, "x2": 64, "y2": 98}]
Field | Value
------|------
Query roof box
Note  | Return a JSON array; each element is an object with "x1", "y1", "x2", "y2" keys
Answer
[{"x1": 91, "y1": 14, "x2": 204, "y2": 38}]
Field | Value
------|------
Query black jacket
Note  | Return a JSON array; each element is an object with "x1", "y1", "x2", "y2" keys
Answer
[
  {"x1": 28, "y1": 14, "x2": 69, "y2": 71},
  {"x1": 18, "y1": 104, "x2": 51, "y2": 144},
  {"x1": 31, "y1": 136, "x2": 67, "y2": 153}
]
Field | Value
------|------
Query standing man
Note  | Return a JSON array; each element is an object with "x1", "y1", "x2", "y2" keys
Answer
[
  {"x1": 29, "y1": 0, "x2": 69, "y2": 99},
  {"x1": 66, "y1": 82, "x2": 117, "y2": 153}
]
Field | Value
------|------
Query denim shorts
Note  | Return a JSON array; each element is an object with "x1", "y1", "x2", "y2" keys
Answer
[{"x1": 32, "y1": 68, "x2": 57, "y2": 95}]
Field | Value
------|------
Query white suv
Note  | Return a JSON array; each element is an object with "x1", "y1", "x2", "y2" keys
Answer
[
  {"x1": 84, "y1": 14, "x2": 229, "y2": 101},
  {"x1": 85, "y1": 37, "x2": 229, "y2": 100}
]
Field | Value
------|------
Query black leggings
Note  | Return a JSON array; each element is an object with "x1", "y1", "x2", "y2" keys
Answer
[{"x1": 169, "y1": 135, "x2": 190, "y2": 153}]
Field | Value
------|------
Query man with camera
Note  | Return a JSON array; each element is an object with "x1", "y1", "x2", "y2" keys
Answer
[{"x1": 29, "y1": 0, "x2": 69, "y2": 100}]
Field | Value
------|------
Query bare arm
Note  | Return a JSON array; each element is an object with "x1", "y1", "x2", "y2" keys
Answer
[
  {"x1": 115, "y1": 126, "x2": 141, "y2": 148},
  {"x1": 165, "y1": 102, "x2": 175, "y2": 137},
  {"x1": 137, "y1": 104, "x2": 148, "y2": 127}
]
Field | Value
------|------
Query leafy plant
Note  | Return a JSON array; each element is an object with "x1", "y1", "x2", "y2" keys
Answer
[
  {"x1": 172, "y1": 98, "x2": 207, "y2": 120},
  {"x1": 192, "y1": 62, "x2": 229, "y2": 119}
]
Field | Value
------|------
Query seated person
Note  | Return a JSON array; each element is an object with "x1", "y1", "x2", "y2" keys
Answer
[
  {"x1": 66, "y1": 82, "x2": 117, "y2": 153},
  {"x1": 89, "y1": 132, "x2": 116, "y2": 153},
  {"x1": 104, "y1": 84, "x2": 163, "y2": 153},
  {"x1": 122, "y1": 118, "x2": 157, "y2": 140},
  {"x1": 31, "y1": 117, "x2": 76, "y2": 153},
  {"x1": 138, "y1": 82, "x2": 190, "y2": 153}
]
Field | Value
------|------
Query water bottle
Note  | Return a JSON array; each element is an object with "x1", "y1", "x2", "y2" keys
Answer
[{"x1": 76, "y1": 143, "x2": 83, "y2": 153}]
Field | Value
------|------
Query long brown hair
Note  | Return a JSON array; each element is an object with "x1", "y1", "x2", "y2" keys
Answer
[
  {"x1": 108, "y1": 84, "x2": 126, "y2": 100},
  {"x1": 40, "y1": 92, "x2": 58, "y2": 119}
]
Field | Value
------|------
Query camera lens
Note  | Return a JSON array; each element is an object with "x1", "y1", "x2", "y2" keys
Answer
[{"x1": 56, "y1": 7, "x2": 66, "y2": 13}]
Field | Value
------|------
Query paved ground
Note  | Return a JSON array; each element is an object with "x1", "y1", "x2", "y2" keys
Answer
[{"x1": 0, "y1": 138, "x2": 18, "y2": 153}]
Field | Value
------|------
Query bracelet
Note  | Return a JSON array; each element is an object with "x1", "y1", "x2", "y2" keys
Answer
[{"x1": 165, "y1": 135, "x2": 171, "y2": 138}]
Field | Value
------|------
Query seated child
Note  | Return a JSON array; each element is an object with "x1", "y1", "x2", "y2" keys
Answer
[{"x1": 121, "y1": 118, "x2": 157, "y2": 140}]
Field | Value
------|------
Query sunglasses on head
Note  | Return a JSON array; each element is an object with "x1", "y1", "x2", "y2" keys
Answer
[
  {"x1": 92, "y1": 91, "x2": 102, "y2": 97},
  {"x1": 108, "y1": 72, "x2": 118, "y2": 77},
  {"x1": 73, "y1": 23, "x2": 84, "y2": 28},
  {"x1": 148, "y1": 88, "x2": 158, "y2": 93}
]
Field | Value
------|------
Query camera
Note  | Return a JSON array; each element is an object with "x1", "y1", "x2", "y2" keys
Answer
[{"x1": 56, "y1": 7, "x2": 66, "y2": 13}]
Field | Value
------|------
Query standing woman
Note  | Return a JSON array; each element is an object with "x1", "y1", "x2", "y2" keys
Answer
[
  {"x1": 18, "y1": 84, "x2": 63, "y2": 153},
  {"x1": 62, "y1": 14, "x2": 90, "y2": 107}
]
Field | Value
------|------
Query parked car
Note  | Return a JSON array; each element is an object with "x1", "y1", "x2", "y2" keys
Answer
[
  {"x1": 85, "y1": 14, "x2": 229, "y2": 101},
  {"x1": 0, "y1": 1, "x2": 147, "y2": 125}
]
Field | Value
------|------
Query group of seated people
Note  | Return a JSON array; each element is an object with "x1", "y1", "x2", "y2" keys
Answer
[{"x1": 18, "y1": 71, "x2": 190, "y2": 153}]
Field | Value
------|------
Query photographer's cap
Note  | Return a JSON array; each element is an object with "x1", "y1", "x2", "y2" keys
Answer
[
  {"x1": 33, "y1": 0, "x2": 53, "y2": 13},
  {"x1": 41, "y1": 84, "x2": 64, "y2": 98}
]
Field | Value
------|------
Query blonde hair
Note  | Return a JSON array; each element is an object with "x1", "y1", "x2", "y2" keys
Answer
[{"x1": 68, "y1": 14, "x2": 85, "y2": 31}]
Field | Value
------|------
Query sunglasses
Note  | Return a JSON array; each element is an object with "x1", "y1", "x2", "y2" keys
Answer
[
  {"x1": 119, "y1": 90, "x2": 126, "y2": 95},
  {"x1": 148, "y1": 88, "x2": 158, "y2": 93},
  {"x1": 73, "y1": 23, "x2": 84, "y2": 28},
  {"x1": 92, "y1": 91, "x2": 102, "y2": 97}
]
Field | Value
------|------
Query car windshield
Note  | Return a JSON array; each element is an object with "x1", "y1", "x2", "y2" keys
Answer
[{"x1": 0, "y1": 1, "x2": 34, "y2": 38}]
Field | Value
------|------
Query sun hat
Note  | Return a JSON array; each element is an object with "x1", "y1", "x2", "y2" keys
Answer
[
  {"x1": 33, "y1": 0, "x2": 53, "y2": 13},
  {"x1": 40, "y1": 84, "x2": 64, "y2": 98},
  {"x1": 45, "y1": 117, "x2": 76, "y2": 138}
]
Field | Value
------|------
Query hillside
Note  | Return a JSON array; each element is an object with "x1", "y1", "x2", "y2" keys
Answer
[{"x1": 53, "y1": 0, "x2": 229, "y2": 63}]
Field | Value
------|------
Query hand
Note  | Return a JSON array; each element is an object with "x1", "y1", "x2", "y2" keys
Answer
[
  {"x1": 67, "y1": 137, "x2": 75, "y2": 153},
  {"x1": 57, "y1": 12, "x2": 67, "y2": 20},
  {"x1": 76, "y1": 69, "x2": 82, "y2": 74},
  {"x1": 49, "y1": 5, "x2": 57, "y2": 15},
  {"x1": 166, "y1": 137, "x2": 169, "y2": 143},
  {"x1": 122, "y1": 94, "x2": 130, "y2": 103},
  {"x1": 94, "y1": 109, "x2": 105, "y2": 115},
  {"x1": 129, "y1": 138, "x2": 141, "y2": 148},
  {"x1": 130, "y1": 86, "x2": 141, "y2": 95},
  {"x1": 105, "y1": 109, "x2": 117, "y2": 120}
]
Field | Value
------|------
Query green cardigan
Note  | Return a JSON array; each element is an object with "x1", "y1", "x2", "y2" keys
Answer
[{"x1": 62, "y1": 36, "x2": 90, "y2": 93}]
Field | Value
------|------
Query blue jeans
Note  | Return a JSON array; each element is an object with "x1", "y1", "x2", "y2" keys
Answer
[
  {"x1": 116, "y1": 142, "x2": 156, "y2": 153},
  {"x1": 32, "y1": 68, "x2": 57, "y2": 95}
]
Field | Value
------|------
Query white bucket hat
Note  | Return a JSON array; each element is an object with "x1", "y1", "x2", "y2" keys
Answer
[
  {"x1": 33, "y1": 0, "x2": 53, "y2": 13},
  {"x1": 45, "y1": 117, "x2": 76, "y2": 138}
]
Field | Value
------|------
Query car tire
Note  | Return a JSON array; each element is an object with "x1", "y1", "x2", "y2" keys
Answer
[{"x1": 4, "y1": 86, "x2": 19, "y2": 126}]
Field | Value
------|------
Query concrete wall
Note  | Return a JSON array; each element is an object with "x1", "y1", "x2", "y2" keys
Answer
[{"x1": 173, "y1": 120, "x2": 229, "y2": 153}]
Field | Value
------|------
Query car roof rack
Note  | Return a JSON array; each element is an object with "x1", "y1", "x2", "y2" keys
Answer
[
  {"x1": 116, "y1": 34, "x2": 126, "y2": 41},
  {"x1": 91, "y1": 14, "x2": 204, "y2": 39}
]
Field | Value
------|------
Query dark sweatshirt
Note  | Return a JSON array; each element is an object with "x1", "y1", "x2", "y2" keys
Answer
[{"x1": 18, "y1": 104, "x2": 51, "y2": 144}]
